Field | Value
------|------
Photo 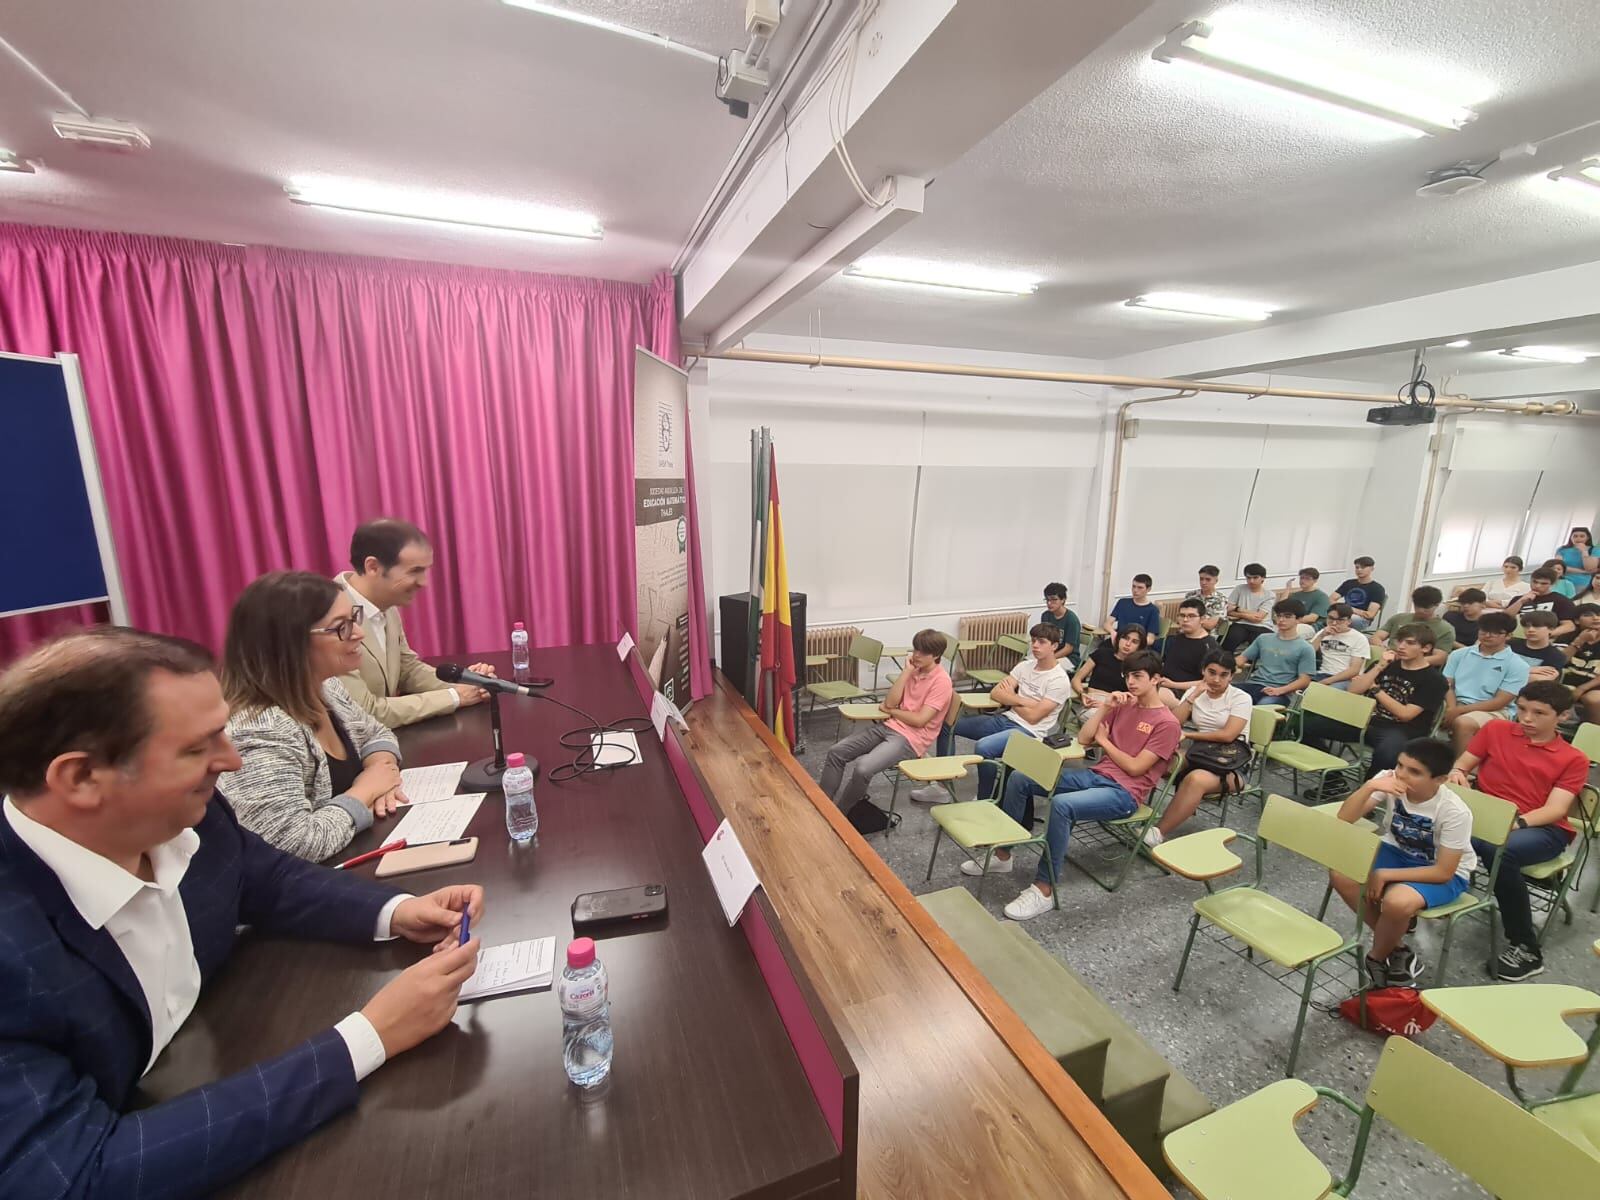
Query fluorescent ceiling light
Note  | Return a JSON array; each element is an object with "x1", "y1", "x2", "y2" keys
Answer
[
  {"x1": 499, "y1": 1, "x2": 719, "y2": 64},
  {"x1": 1548, "y1": 158, "x2": 1600, "y2": 195},
  {"x1": 1125, "y1": 291, "x2": 1274, "y2": 321},
  {"x1": 1152, "y1": 20, "x2": 1482, "y2": 138},
  {"x1": 0, "y1": 149, "x2": 34, "y2": 173},
  {"x1": 1499, "y1": 346, "x2": 1591, "y2": 365},
  {"x1": 285, "y1": 179, "x2": 602, "y2": 241},
  {"x1": 844, "y1": 257, "x2": 1039, "y2": 296},
  {"x1": 1444, "y1": 339, "x2": 1471, "y2": 348}
]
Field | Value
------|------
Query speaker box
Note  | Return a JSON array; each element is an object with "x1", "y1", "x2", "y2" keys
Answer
[{"x1": 718, "y1": 592, "x2": 806, "y2": 698}]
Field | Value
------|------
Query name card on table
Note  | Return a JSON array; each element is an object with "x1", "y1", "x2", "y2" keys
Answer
[
  {"x1": 616, "y1": 631, "x2": 635, "y2": 661},
  {"x1": 702, "y1": 819, "x2": 761, "y2": 926},
  {"x1": 651, "y1": 691, "x2": 687, "y2": 740}
]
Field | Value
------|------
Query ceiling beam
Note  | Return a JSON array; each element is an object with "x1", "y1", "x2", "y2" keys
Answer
[
  {"x1": 679, "y1": 0, "x2": 1154, "y2": 343},
  {"x1": 1103, "y1": 259, "x2": 1600, "y2": 382},
  {"x1": 1455, "y1": 360, "x2": 1600, "y2": 401}
]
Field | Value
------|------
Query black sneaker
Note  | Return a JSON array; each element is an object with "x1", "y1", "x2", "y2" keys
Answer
[
  {"x1": 1386, "y1": 943, "x2": 1424, "y2": 984},
  {"x1": 1363, "y1": 955, "x2": 1392, "y2": 990},
  {"x1": 1491, "y1": 944, "x2": 1546, "y2": 982}
]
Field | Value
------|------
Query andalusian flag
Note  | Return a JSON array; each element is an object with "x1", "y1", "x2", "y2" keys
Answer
[{"x1": 757, "y1": 444, "x2": 797, "y2": 748}]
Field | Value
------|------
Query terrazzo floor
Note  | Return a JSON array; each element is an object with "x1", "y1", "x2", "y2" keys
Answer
[{"x1": 790, "y1": 708, "x2": 1600, "y2": 1199}]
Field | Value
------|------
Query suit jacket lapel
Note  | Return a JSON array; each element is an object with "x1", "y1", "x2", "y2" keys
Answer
[
  {"x1": 0, "y1": 819, "x2": 154, "y2": 1067},
  {"x1": 384, "y1": 608, "x2": 402, "y2": 682}
]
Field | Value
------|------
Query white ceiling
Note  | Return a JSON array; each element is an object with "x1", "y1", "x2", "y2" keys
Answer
[
  {"x1": 1277, "y1": 315, "x2": 1600, "y2": 384},
  {"x1": 758, "y1": 0, "x2": 1600, "y2": 359},
  {"x1": 0, "y1": 0, "x2": 769, "y2": 281}
]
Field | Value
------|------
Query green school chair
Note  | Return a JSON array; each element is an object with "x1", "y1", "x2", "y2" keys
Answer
[
  {"x1": 1162, "y1": 796, "x2": 1380, "y2": 1076},
  {"x1": 963, "y1": 631, "x2": 1030, "y2": 691},
  {"x1": 1264, "y1": 682, "x2": 1376, "y2": 799},
  {"x1": 802, "y1": 633, "x2": 882, "y2": 734},
  {"x1": 1069, "y1": 753, "x2": 1183, "y2": 892}
]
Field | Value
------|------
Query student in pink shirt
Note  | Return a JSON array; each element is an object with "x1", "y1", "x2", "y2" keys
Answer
[
  {"x1": 978, "y1": 651, "x2": 1182, "y2": 921},
  {"x1": 818, "y1": 629, "x2": 953, "y2": 812}
]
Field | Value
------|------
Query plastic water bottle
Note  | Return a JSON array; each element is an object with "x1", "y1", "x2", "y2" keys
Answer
[
  {"x1": 502, "y1": 753, "x2": 537, "y2": 844},
  {"x1": 559, "y1": 938, "x2": 613, "y2": 1088},
  {"x1": 510, "y1": 621, "x2": 531, "y2": 683}
]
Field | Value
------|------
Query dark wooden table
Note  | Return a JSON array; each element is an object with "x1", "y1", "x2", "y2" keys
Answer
[{"x1": 141, "y1": 643, "x2": 841, "y2": 1199}]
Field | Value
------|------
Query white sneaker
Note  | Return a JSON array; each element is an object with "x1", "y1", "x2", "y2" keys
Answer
[
  {"x1": 1142, "y1": 826, "x2": 1165, "y2": 848},
  {"x1": 960, "y1": 854, "x2": 1013, "y2": 876},
  {"x1": 910, "y1": 784, "x2": 950, "y2": 804},
  {"x1": 1003, "y1": 884, "x2": 1054, "y2": 921}
]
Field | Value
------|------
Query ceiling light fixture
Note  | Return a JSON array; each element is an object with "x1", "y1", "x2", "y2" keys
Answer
[
  {"x1": 285, "y1": 180, "x2": 602, "y2": 241},
  {"x1": 1152, "y1": 20, "x2": 1481, "y2": 139},
  {"x1": 1125, "y1": 291, "x2": 1274, "y2": 321},
  {"x1": 1547, "y1": 158, "x2": 1600, "y2": 195},
  {"x1": 0, "y1": 149, "x2": 34, "y2": 173},
  {"x1": 843, "y1": 257, "x2": 1039, "y2": 297},
  {"x1": 1444, "y1": 339, "x2": 1471, "y2": 348},
  {"x1": 1499, "y1": 346, "x2": 1591, "y2": 365},
  {"x1": 499, "y1": 0, "x2": 719, "y2": 64}
]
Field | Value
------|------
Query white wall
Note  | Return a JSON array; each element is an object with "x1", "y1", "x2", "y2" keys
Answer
[{"x1": 697, "y1": 337, "x2": 1598, "y2": 659}]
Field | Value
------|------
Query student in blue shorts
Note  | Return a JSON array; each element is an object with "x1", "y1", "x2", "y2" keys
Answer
[{"x1": 1328, "y1": 738, "x2": 1476, "y2": 989}]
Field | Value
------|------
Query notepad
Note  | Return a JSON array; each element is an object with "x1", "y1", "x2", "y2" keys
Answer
[
  {"x1": 397, "y1": 761, "x2": 467, "y2": 805},
  {"x1": 460, "y1": 937, "x2": 557, "y2": 1003},
  {"x1": 589, "y1": 730, "x2": 642, "y2": 767},
  {"x1": 388, "y1": 794, "x2": 483, "y2": 845}
]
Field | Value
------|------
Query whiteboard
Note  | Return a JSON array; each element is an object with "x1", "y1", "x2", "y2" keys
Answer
[{"x1": 0, "y1": 352, "x2": 126, "y2": 621}]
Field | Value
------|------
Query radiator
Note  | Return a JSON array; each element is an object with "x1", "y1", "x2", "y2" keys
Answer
[
  {"x1": 806, "y1": 625, "x2": 862, "y2": 685},
  {"x1": 957, "y1": 611, "x2": 1030, "y2": 676}
]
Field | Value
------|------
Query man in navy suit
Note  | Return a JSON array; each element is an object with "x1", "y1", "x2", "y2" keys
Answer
[{"x1": 0, "y1": 627, "x2": 485, "y2": 1199}]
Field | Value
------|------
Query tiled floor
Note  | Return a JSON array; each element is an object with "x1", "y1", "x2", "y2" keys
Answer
[{"x1": 791, "y1": 709, "x2": 1600, "y2": 1199}]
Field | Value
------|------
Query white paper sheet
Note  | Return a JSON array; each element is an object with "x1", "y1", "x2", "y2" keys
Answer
[
  {"x1": 590, "y1": 730, "x2": 642, "y2": 767},
  {"x1": 396, "y1": 761, "x2": 467, "y2": 805},
  {"x1": 651, "y1": 691, "x2": 686, "y2": 740},
  {"x1": 701, "y1": 819, "x2": 760, "y2": 927},
  {"x1": 460, "y1": 937, "x2": 557, "y2": 1002},
  {"x1": 616, "y1": 631, "x2": 635, "y2": 661},
  {"x1": 388, "y1": 794, "x2": 484, "y2": 845}
]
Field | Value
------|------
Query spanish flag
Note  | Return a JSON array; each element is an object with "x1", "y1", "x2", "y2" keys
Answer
[{"x1": 757, "y1": 445, "x2": 797, "y2": 748}]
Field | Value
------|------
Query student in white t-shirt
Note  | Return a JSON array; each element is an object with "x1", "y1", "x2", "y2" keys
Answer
[
  {"x1": 1482, "y1": 556, "x2": 1531, "y2": 609},
  {"x1": 1144, "y1": 651, "x2": 1252, "y2": 846},
  {"x1": 1328, "y1": 739, "x2": 1477, "y2": 989},
  {"x1": 922, "y1": 624, "x2": 1071, "y2": 804},
  {"x1": 1310, "y1": 603, "x2": 1371, "y2": 690}
]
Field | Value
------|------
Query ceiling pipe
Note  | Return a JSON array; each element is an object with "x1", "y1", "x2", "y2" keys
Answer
[{"x1": 699, "y1": 346, "x2": 1597, "y2": 414}]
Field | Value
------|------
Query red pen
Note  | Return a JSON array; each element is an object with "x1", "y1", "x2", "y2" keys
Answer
[{"x1": 334, "y1": 838, "x2": 406, "y2": 870}]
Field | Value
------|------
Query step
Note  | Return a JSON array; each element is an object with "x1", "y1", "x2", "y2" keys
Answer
[{"x1": 918, "y1": 887, "x2": 1110, "y2": 1100}]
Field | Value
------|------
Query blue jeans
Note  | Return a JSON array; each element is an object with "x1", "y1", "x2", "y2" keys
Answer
[
  {"x1": 1311, "y1": 674, "x2": 1351, "y2": 691},
  {"x1": 1471, "y1": 824, "x2": 1572, "y2": 947},
  {"x1": 1001, "y1": 766, "x2": 1137, "y2": 885},
  {"x1": 1237, "y1": 679, "x2": 1294, "y2": 705},
  {"x1": 937, "y1": 712, "x2": 1023, "y2": 799},
  {"x1": 1351, "y1": 614, "x2": 1374, "y2": 631}
]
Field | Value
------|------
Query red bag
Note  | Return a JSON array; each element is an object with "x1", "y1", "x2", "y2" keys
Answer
[{"x1": 1338, "y1": 987, "x2": 1438, "y2": 1037}]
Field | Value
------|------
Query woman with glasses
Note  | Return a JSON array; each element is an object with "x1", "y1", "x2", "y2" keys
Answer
[{"x1": 220, "y1": 571, "x2": 408, "y2": 861}]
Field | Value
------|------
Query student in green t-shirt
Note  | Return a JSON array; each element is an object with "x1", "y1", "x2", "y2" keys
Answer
[
  {"x1": 1280, "y1": 567, "x2": 1330, "y2": 634},
  {"x1": 1371, "y1": 584, "x2": 1455, "y2": 667}
]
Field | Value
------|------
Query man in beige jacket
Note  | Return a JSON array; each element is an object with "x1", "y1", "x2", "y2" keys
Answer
[{"x1": 336, "y1": 519, "x2": 492, "y2": 727}]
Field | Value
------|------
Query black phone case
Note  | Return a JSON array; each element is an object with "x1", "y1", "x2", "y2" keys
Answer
[{"x1": 571, "y1": 884, "x2": 668, "y2": 931}]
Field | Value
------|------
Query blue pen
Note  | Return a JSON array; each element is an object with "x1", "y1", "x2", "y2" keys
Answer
[{"x1": 459, "y1": 910, "x2": 471, "y2": 947}]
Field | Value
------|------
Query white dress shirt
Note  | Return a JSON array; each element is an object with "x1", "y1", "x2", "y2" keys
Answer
[
  {"x1": 340, "y1": 575, "x2": 458, "y2": 710},
  {"x1": 4, "y1": 798, "x2": 406, "y2": 1080}
]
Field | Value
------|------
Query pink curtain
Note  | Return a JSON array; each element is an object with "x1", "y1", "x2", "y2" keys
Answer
[{"x1": 0, "y1": 224, "x2": 709, "y2": 696}]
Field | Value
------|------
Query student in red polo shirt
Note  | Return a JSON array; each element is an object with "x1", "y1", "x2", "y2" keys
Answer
[{"x1": 1448, "y1": 680, "x2": 1588, "y2": 981}]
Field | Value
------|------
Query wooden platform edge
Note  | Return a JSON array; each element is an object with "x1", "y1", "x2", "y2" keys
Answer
[{"x1": 721, "y1": 678, "x2": 1170, "y2": 1200}]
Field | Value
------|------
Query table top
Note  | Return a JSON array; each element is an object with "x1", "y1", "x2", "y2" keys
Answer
[
  {"x1": 142, "y1": 644, "x2": 838, "y2": 1200},
  {"x1": 684, "y1": 677, "x2": 1163, "y2": 1200}
]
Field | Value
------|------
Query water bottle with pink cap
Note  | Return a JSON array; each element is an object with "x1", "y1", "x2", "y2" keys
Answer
[{"x1": 558, "y1": 937, "x2": 612, "y2": 1087}]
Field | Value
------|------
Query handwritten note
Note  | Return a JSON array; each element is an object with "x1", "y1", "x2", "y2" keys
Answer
[
  {"x1": 460, "y1": 937, "x2": 557, "y2": 1003},
  {"x1": 389, "y1": 794, "x2": 483, "y2": 845},
  {"x1": 616, "y1": 631, "x2": 635, "y2": 661},
  {"x1": 396, "y1": 762, "x2": 467, "y2": 806},
  {"x1": 702, "y1": 819, "x2": 760, "y2": 926}
]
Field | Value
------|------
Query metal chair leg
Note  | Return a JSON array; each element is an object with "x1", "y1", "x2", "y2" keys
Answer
[
  {"x1": 1287, "y1": 962, "x2": 1322, "y2": 1077},
  {"x1": 1174, "y1": 911, "x2": 1202, "y2": 992},
  {"x1": 1316, "y1": 881, "x2": 1334, "y2": 921},
  {"x1": 1437, "y1": 916, "x2": 1457, "y2": 982},
  {"x1": 924, "y1": 826, "x2": 944, "y2": 881}
]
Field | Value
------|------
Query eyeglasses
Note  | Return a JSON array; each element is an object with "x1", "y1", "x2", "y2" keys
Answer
[{"x1": 311, "y1": 605, "x2": 364, "y2": 641}]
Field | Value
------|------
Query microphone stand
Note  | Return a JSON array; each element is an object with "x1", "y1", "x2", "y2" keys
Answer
[{"x1": 460, "y1": 690, "x2": 539, "y2": 790}]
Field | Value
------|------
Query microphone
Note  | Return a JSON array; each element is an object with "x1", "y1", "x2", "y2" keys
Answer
[{"x1": 437, "y1": 663, "x2": 547, "y2": 696}]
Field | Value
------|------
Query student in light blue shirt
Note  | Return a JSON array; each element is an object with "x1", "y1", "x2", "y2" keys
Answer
[
  {"x1": 1235, "y1": 601, "x2": 1318, "y2": 705},
  {"x1": 1441, "y1": 610, "x2": 1530, "y2": 753}
]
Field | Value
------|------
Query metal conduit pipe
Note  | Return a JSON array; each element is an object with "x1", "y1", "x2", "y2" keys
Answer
[
  {"x1": 701, "y1": 347, "x2": 1594, "y2": 415},
  {"x1": 1100, "y1": 389, "x2": 1197, "y2": 621}
]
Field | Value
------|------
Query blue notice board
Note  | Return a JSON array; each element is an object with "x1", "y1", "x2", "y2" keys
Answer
[{"x1": 0, "y1": 353, "x2": 124, "y2": 619}]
